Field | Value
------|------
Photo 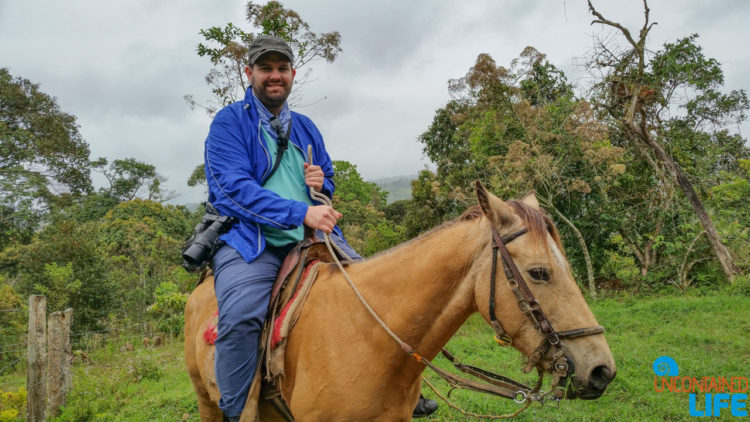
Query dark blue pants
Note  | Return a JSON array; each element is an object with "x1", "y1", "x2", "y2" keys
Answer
[{"x1": 212, "y1": 232, "x2": 361, "y2": 417}]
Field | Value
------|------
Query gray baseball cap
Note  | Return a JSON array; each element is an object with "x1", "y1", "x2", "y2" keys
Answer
[{"x1": 247, "y1": 36, "x2": 294, "y2": 65}]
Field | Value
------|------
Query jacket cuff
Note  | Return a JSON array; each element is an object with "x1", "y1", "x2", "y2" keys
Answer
[{"x1": 289, "y1": 201, "x2": 309, "y2": 228}]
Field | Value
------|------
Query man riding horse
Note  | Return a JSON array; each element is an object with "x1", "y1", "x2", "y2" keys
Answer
[{"x1": 202, "y1": 35, "x2": 438, "y2": 421}]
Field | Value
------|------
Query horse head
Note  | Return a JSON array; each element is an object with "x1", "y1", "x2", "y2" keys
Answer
[{"x1": 472, "y1": 182, "x2": 616, "y2": 400}]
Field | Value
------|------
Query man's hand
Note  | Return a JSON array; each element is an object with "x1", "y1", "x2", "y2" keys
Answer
[
  {"x1": 304, "y1": 162, "x2": 324, "y2": 192},
  {"x1": 303, "y1": 205, "x2": 342, "y2": 234}
]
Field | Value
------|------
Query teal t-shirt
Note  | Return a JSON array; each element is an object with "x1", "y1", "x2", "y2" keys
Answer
[{"x1": 260, "y1": 126, "x2": 314, "y2": 247}]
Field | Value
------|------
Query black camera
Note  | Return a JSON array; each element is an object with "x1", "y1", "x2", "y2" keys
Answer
[{"x1": 181, "y1": 205, "x2": 236, "y2": 272}]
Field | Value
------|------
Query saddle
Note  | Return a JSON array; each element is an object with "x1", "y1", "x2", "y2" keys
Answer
[{"x1": 202, "y1": 236, "x2": 352, "y2": 421}]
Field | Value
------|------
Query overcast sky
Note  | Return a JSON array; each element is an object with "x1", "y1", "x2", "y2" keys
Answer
[{"x1": 1, "y1": 1, "x2": 748, "y2": 205}]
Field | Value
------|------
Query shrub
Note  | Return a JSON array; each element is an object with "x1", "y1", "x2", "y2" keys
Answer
[
  {"x1": 726, "y1": 273, "x2": 750, "y2": 297},
  {"x1": 126, "y1": 355, "x2": 164, "y2": 382},
  {"x1": 0, "y1": 387, "x2": 26, "y2": 422},
  {"x1": 147, "y1": 282, "x2": 188, "y2": 335}
]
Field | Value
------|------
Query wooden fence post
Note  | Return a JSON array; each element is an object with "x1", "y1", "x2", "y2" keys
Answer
[
  {"x1": 47, "y1": 308, "x2": 73, "y2": 417},
  {"x1": 27, "y1": 295, "x2": 47, "y2": 422}
]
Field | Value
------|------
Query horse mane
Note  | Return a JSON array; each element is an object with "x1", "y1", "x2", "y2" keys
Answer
[{"x1": 366, "y1": 198, "x2": 565, "y2": 261}]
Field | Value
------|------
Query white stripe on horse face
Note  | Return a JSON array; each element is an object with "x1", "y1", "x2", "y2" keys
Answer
[{"x1": 547, "y1": 235, "x2": 568, "y2": 273}]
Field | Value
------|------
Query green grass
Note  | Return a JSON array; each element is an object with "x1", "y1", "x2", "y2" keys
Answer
[
  {"x1": 423, "y1": 292, "x2": 750, "y2": 421},
  {"x1": 53, "y1": 342, "x2": 199, "y2": 421},
  {"x1": 1, "y1": 292, "x2": 748, "y2": 421},
  {"x1": 0, "y1": 335, "x2": 201, "y2": 422}
]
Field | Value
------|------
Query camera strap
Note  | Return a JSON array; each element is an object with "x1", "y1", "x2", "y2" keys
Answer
[{"x1": 263, "y1": 117, "x2": 293, "y2": 185}]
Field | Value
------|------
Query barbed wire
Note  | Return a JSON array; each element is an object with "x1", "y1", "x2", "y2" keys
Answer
[
  {"x1": 0, "y1": 341, "x2": 27, "y2": 350},
  {"x1": 70, "y1": 322, "x2": 155, "y2": 338},
  {"x1": 1, "y1": 325, "x2": 177, "y2": 356},
  {"x1": 0, "y1": 308, "x2": 24, "y2": 313},
  {"x1": 0, "y1": 358, "x2": 22, "y2": 375}
]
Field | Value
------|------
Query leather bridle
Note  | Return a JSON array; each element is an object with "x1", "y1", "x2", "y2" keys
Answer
[{"x1": 485, "y1": 226, "x2": 605, "y2": 402}]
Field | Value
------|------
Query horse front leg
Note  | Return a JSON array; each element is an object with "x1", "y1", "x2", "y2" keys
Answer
[{"x1": 197, "y1": 393, "x2": 223, "y2": 422}]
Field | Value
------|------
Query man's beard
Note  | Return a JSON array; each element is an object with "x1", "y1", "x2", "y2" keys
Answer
[{"x1": 252, "y1": 79, "x2": 291, "y2": 111}]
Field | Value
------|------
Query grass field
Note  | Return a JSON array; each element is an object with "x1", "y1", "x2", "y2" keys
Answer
[{"x1": 1, "y1": 290, "x2": 748, "y2": 421}]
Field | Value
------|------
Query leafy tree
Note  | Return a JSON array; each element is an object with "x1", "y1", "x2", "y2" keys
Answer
[
  {"x1": 418, "y1": 49, "x2": 627, "y2": 295},
  {"x1": 0, "y1": 280, "x2": 25, "y2": 359},
  {"x1": 100, "y1": 200, "x2": 195, "y2": 318},
  {"x1": 186, "y1": 0, "x2": 342, "y2": 114},
  {"x1": 147, "y1": 281, "x2": 188, "y2": 334},
  {"x1": 13, "y1": 218, "x2": 116, "y2": 330},
  {"x1": 187, "y1": 163, "x2": 207, "y2": 189},
  {"x1": 332, "y1": 160, "x2": 387, "y2": 207},
  {"x1": 92, "y1": 157, "x2": 176, "y2": 203},
  {"x1": 33, "y1": 262, "x2": 81, "y2": 313},
  {"x1": 400, "y1": 170, "x2": 462, "y2": 239},
  {"x1": 587, "y1": 0, "x2": 749, "y2": 282},
  {"x1": 331, "y1": 161, "x2": 405, "y2": 256},
  {"x1": 708, "y1": 159, "x2": 750, "y2": 273},
  {"x1": 382, "y1": 199, "x2": 410, "y2": 226},
  {"x1": 0, "y1": 68, "x2": 92, "y2": 244}
]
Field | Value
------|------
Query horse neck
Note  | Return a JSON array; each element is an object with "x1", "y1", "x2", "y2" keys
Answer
[{"x1": 348, "y1": 217, "x2": 487, "y2": 357}]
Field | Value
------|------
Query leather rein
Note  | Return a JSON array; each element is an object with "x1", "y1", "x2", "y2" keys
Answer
[
  {"x1": 306, "y1": 147, "x2": 604, "y2": 415},
  {"x1": 320, "y1": 220, "x2": 605, "y2": 414}
]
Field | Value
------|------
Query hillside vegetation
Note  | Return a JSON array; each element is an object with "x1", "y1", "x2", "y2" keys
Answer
[{"x1": 1, "y1": 291, "x2": 747, "y2": 421}]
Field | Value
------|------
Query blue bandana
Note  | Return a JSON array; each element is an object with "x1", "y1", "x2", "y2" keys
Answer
[{"x1": 251, "y1": 88, "x2": 291, "y2": 142}]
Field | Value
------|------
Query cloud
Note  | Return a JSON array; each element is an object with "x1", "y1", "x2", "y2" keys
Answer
[{"x1": 2, "y1": 0, "x2": 748, "y2": 206}]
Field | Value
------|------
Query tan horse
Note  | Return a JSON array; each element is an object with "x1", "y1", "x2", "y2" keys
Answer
[{"x1": 185, "y1": 184, "x2": 616, "y2": 421}]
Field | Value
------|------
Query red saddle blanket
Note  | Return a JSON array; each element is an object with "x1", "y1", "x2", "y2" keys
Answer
[{"x1": 202, "y1": 259, "x2": 320, "y2": 349}]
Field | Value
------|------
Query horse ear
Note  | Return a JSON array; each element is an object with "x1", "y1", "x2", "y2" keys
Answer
[
  {"x1": 521, "y1": 191, "x2": 540, "y2": 210},
  {"x1": 475, "y1": 181, "x2": 516, "y2": 227}
]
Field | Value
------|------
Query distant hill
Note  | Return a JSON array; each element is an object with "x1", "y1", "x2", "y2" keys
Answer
[{"x1": 373, "y1": 175, "x2": 413, "y2": 203}]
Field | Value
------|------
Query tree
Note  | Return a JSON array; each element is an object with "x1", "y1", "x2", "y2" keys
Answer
[
  {"x1": 418, "y1": 49, "x2": 627, "y2": 296},
  {"x1": 186, "y1": 0, "x2": 342, "y2": 115},
  {"x1": 0, "y1": 68, "x2": 92, "y2": 244},
  {"x1": 187, "y1": 163, "x2": 207, "y2": 188},
  {"x1": 0, "y1": 280, "x2": 25, "y2": 359},
  {"x1": 12, "y1": 217, "x2": 116, "y2": 330},
  {"x1": 587, "y1": 0, "x2": 748, "y2": 282},
  {"x1": 400, "y1": 170, "x2": 465, "y2": 239},
  {"x1": 332, "y1": 160, "x2": 387, "y2": 207},
  {"x1": 92, "y1": 157, "x2": 176, "y2": 203},
  {"x1": 99, "y1": 199, "x2": 194, "y2": 318},
  {"x1": 331, "y1": 161, "x2": 405, "y2": 256},
  {"x1": 147, "y1": 281, "x2": 188, "y2": 334},
  {"x1": 708, "y1": 159, "x2": 750, "y2": 274}
]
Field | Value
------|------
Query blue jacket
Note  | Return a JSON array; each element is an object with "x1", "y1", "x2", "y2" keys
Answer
[{"x1": 205, "y1": 86, "x2": 339, "y2": 263}]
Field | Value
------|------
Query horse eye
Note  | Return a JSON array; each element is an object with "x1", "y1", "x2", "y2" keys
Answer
[{"x1": 529, "y1": 268, "x2": 550, "y2": 282}]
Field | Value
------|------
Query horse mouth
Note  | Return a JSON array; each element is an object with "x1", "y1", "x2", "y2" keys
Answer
[
  {"x1": 566, "y1": 365, "x2": 616, "y2": 400},
  {"x1": 565, "y1": 384, "x2": 607, "y2": 400}
]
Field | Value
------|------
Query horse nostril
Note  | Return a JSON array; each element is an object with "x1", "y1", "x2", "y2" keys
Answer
[{"x1": 589, "y1": 365, "x2": 614, "y2": 391}]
